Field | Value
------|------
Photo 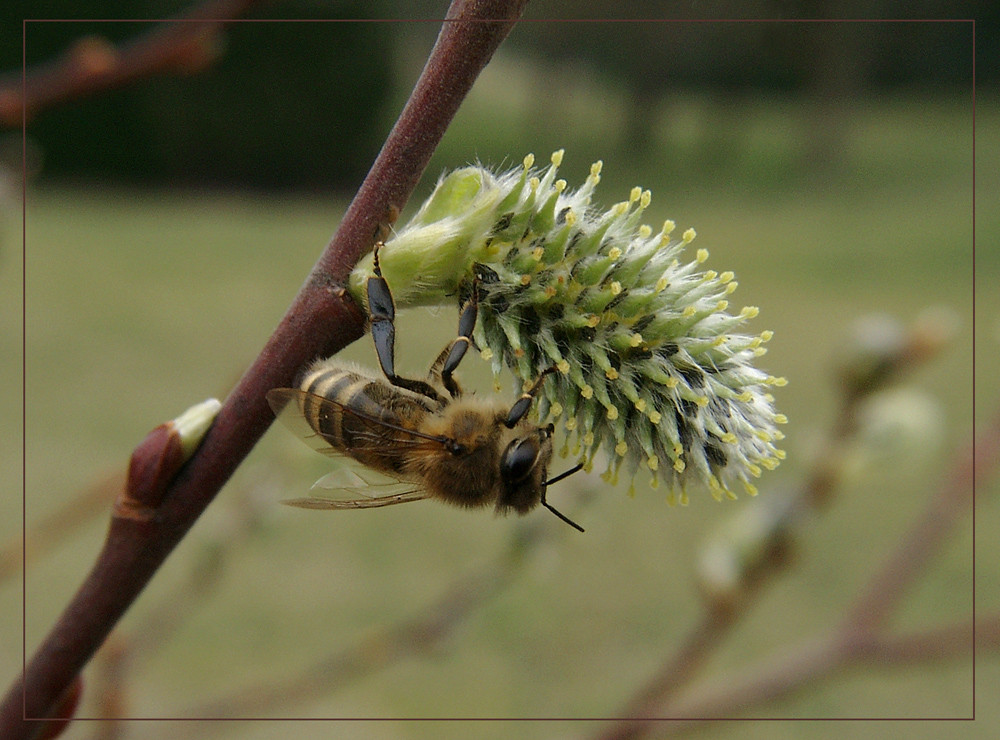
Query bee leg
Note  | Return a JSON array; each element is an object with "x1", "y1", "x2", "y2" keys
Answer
[
  {"x1": 437, "y1": 280, "x2": 480, "y2": 398},
  {"x1": 368, "y1": 243, "x2": 443, "y2": 403},
  {"x1": 504, "y1": 366, "x2": 556, "y2": 428}
]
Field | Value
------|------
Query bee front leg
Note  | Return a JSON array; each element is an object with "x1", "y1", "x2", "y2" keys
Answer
[
  {"x1": 504, "y1": 366, "x2": 557, "y2": 428},
  {"x1": 368, "y1": 243, "x2": 443, "y2": 403}
]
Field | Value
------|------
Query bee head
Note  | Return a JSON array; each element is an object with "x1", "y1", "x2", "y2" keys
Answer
[{"x1": 498, "y1": 424, "x2": 554, "y2": 514}]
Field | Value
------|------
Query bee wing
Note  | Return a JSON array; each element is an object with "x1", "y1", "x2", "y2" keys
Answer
[
  {"x1": 309, "y1": 466, "x2": 401, "y2": 489},
  {"x1": 284, "y1": 489, "x2": 428, "y2": 510},
  {"x1": 286, "y1": 468, "x2": 429, "y2": 509}
]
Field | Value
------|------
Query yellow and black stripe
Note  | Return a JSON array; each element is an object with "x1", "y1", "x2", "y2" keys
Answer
[{"x1": 297, "y1": 365, "x2": 434, "y2": 474}]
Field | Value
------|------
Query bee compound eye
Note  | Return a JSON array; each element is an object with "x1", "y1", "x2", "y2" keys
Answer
[
  {"x1": 447, "y1": 440, "x2": 467, "y2": 456},
  {"x1": 501, "y1": 438, "x2": 539, "y2": 483}
]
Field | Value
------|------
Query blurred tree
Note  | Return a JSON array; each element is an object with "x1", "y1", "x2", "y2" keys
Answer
[
  {"x1": 3, "y1": 0, "x2": 990, "y2": 188},
  {"x1": 6, "y1": 1, "x2": 396, "y2": 189},
  {"x1": 507, "y1": 5, "x2": 979, "y2": 176}
]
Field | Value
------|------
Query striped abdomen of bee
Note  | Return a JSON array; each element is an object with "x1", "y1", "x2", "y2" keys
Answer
[{"x1": 298, "y1": 362, "x2": 433, "y2": 476}]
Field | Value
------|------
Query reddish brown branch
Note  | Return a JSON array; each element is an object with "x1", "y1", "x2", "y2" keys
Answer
[
  {"x1": 2, "y1": 2, "x2": 528, "y2": 737},
  {"x1": 0, "y1": 0, "x2": 267, "y2": 128}
]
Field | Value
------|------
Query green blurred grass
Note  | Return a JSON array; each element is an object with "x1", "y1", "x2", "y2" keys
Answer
[{"x1": 4, "y1": 84, "x2": 996, "y2": 739}]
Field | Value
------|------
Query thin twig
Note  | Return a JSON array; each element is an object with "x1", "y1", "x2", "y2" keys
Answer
[
  {"x1": 840, "y1": 406, "x2": 999, "y2": 635},
  {"x1": 3, "y1": 3, "x2": 528, "y2": 737},
  {"x1": 602, "y1": 606, "x2": 734, "y2": 735},
  {"x1": 601, "y1": 614, "x2": 995, "y2": 740},
  {"x1": 649, "y1": 614, "x2": 994, "y2": 733},
  {"x1": 0, "y1": 0, "x2": 266, "y2": 128},
  {"x1": 0, "y1": 471, "x2": 122, "y2": 585}
]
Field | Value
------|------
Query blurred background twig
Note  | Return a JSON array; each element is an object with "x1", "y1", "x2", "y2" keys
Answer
[
  {"x1": 0, "y1": 471, "x2": 121, "y2": 585},
  {"x1": 0, "y1": 0, "x2": 267, "y2": 128}
]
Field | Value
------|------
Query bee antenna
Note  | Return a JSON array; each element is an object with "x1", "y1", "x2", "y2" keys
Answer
[
  {"x1": 544, "y1": 463, "x2": 584, "y2": 487},
  {"x1": 542, "y1": 499, "x2": 585, "y2": 532},
  {"x1": 541, "y1": 463, "x2": 586, "y2": 532}
]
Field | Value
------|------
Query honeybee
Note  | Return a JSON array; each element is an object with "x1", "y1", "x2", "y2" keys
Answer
[{"x1": 266, "y1": 244, "x2": 584, "y2": 531}]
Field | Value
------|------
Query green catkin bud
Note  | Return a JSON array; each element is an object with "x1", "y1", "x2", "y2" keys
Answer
[{"x1": 348, "y1": 152, "x2": 787, "y2": 501}]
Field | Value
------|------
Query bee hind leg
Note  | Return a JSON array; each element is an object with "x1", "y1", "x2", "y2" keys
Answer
[
  {"x1": 368, "y1": 243, "x2": 443, "y2": 403},
  {"x1": 433, "y1": 280, "x2": 480, "y2": 398}
]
